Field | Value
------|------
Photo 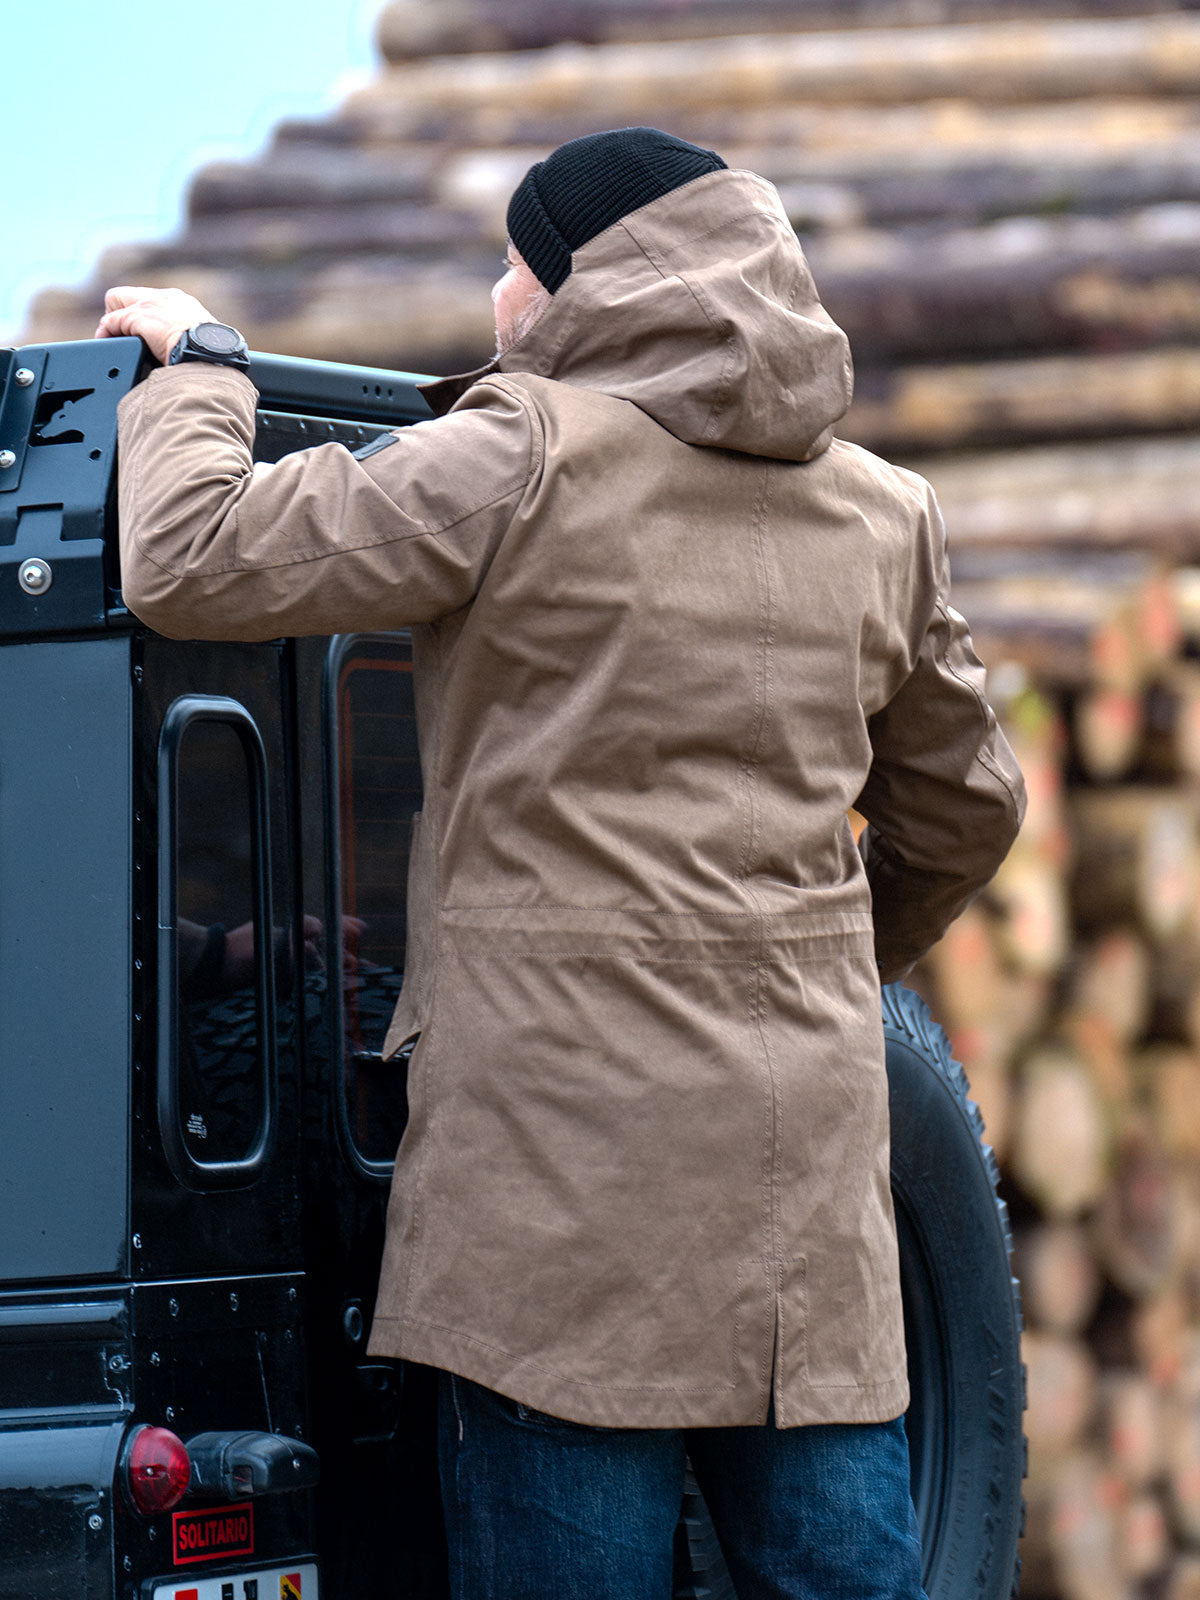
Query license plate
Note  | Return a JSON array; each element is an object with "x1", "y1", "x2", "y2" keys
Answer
[{"x1": 151, "y1": 1561, "x2": 318, "y2": 1600}]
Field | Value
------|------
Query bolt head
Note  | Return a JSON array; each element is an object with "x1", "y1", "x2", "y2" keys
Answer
[
  {"x1": 18, "y1": 559, "x2": 51, "y2": 596},
  {"x1": 14, "y1": 368, "x2": 34, "y2": 388},
  {"x1": 88, "y1": 1513, "x2": 103, "y2": 1532},
  {"x1": 0, "y1": 450, "x2": 15, "y2": 471}
]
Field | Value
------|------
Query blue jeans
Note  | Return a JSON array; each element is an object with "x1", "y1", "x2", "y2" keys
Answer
[{"x1": 437, "y1": 1373, "x2": 928, "y2": 1600}]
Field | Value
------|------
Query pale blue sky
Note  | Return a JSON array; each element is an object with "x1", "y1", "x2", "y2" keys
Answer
[{"x1": 2, "y1": 0, "x2": 381, "y2": 342}]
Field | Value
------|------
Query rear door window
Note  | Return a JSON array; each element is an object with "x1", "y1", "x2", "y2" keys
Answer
[
  {"x1": 327, "y1": 635, "x2": 422, "y2": 1171},
  {"x1": 160, "y1": 697, "x2": 276, "y2": 1183}
]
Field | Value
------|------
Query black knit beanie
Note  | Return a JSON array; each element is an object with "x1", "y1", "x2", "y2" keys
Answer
[{"x1": 506, "y1": 127, "x2": 728, "y2": 294}]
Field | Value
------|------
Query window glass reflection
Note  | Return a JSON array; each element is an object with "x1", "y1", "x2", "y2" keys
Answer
[
  {"x1": 175, "y1": 718, "x2": 264, "y2": 1165},
  {"x1": 336, "y1": 644, "x2": 422, "y2": 1163}
]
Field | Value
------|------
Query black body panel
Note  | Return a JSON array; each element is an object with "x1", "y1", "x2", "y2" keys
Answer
[{"x1": 0, "y1": 636, "x2": 131, "y2": 1284}]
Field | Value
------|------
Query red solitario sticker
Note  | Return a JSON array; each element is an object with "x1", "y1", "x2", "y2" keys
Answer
[{"x1": 172, "y1": 1504, "x2": 255, "y2": 1564}]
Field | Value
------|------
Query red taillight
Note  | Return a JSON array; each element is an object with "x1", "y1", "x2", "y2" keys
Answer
[{"x1": 122, "y1": 1424, "x2": 191, "y2": 1515}]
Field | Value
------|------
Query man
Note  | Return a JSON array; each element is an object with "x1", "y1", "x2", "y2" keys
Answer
[{"x1": 101, "y1": 127, "x2": 1024, "y2": 1599}]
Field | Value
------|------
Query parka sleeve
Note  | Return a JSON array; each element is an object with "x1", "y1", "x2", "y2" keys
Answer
[
  {"x1": 856, "y1": 491, "x2": 1026, "y2": 984},
  {"x1": 116, "y1": 363, "x2": 538, "y2": 641}
]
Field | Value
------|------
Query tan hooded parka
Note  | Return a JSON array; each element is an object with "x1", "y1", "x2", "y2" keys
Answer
[{"x1": 117, "y1": 168, "x2": 1024, "y2": 1429}]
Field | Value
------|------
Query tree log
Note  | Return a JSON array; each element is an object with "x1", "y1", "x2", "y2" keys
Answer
[
  {"x1": 952, "y1": 551, "x2": 1180, "y2": 677},
  {"x1": 1094, "y1": 1113, "x2": 1190, "y2": 1299},
  {"x1": 1165, "y1": 1379, "x2": 1200, "y2": 1546},
  {"x1": 351, "y1": 16, "x2": 1200, "y2": 118},
  {"x1": 1013, "y1": 1221, "x2": 1102, "y2": 1337},
  {"x1": 925, "y1": 435, "x2": 1200, "y2": 563},
  {"x1": 958, "y1": 602, "x2": 1141, "y2": 693},
  {"x1": 1146, "y1": 934, "x2": 1200, "y2": 1046},
  {"x1": 1138, "y1": 669, "x2": 1200, "y2": 783},
  {"x1": 1100, "y1": 1369, "x2": 1164, "y2": 1490},
  {"x1": 844, "y1": 346, "x2": 1200, "y2": 454},
  {"x1": 1011, "y1": 1043, "x2": 1110, "y2": 1219},
  {"x1": 1119, "y1": 1490, "x2": 1170, "y2": 1582},
  {"x1": 813, "y1": 212, "x2": 1200, "y2": 365},
  {"x1": 1064, "y1": 1009, "x2": 1134, "y2": 1118},
  {"x1": 989, "y1": 851, "x2": 1071, "y2": 978},
  {"x1": 186, "y1": 148, "x2": 437, "y2": 215},
  {"x1": 1023, "y1": 1330, "x2": 1099, "y2": 1457},
  {"x1": 1167, "y1": 1555, "x2": 1200, "y2": 1600},
  {"x1": 1133, "y1": 1288, "x2": 1190, "y2": 1390},
  {"x1": 1070, "y1": 686, "x2": 1144, "y2": 782},
  {"x1": 937, "y1": 1020, "x2": 1013, "y2": 1162},
  {"x1": 922, "y1": 901, "x2": 1007, "y2": 1029},
  {"x1": 376, "y1": 0, "x2": 1193, "y2": 60},
  {"x1": 1021, "y1": 1450, "x2": 1131, "y2": 1600},
  {"x1": 1137, "y1": 1046, "x2": 1200, "y2": 1164},
  {"x1": 1070, "y1": 789, "x2": 1200, "y2": 942},
  {"x1": 1063, "y1": 932, "x2": 1151, "y2": 1051}
]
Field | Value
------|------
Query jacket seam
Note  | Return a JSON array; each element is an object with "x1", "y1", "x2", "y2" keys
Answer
[
  {"x1": 935, "y1": 597, "x2": 1024, "y2": 829},
  {"x1": 623, "y1": 194, "x2": 788, "y2": 262},
  {"x1": 131, "y1": 384, "x2": 538, "y2": 580},
  {"x1": 402, "y1": 636, "x2": 445, "y2": 1329},
  {"x1": 441, "y1": 904, "x2": 873, "y2": 921},
  {"x1": 806, "y1": 1374, "x2": 910, "y2": 1390},
  {"x1": 377, "y1": 1315, "x2": 739, "y2": 1394},
  {"x1": 737, "y1": 462, "x2": 777, "y2": 882},
  {"x1": 616, "y1": 221, "x2": 736, "y2": 446},
  {"x1": 478, "y1": 376, "x2": 547, "y2": 486},
  {"x1": 133, "y1": 475, "x2": 531, "y2": 581}
]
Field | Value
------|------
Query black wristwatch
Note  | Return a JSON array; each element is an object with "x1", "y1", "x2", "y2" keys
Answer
[{"x1": 167, "y1": 321, "x2": 251, "y2": 372}]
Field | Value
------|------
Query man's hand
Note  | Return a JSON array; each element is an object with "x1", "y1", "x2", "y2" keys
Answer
[{"x1": 95, "y1": 285, "x2": 219, "y2": 366}]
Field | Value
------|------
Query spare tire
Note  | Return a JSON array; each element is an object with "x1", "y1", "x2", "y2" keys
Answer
[{"x1": 674, "y1": 985, "x2": 1025, "y2": 1600}]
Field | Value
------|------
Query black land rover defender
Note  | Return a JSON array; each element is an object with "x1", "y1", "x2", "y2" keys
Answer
[{"x1": 0, "y1": 338, "x2": 1025, "y2": 1600}]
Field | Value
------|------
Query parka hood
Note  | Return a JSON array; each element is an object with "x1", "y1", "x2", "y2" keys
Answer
[{"x1": 424, "y1": 169, "x2": 853, "y2": 463}]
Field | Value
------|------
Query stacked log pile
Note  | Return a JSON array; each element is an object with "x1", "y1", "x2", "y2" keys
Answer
[
  {"x1": 905, "y1": 543, "x2": 1200, "y2": 1596},
  {"x1": 18, "y1": 2, "x2": 1200, "y2": 1593}
]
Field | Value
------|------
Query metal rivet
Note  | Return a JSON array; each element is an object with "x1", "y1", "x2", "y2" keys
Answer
[
  {"x1": 14, "y1": 368, "x2": 34, "y2": 388},
  {"x1": 287, "y1": 1287, "x2": 297, "y2": 1301},
  {"x1": 168, "y1": 1297, "x2": 179, "y2": 1317},
  {"x1": 88, "y1": 1513, "x2": 103, "y2": 1532},
  {"x1": 229, "y1": 1292, "x2": 239, "y2": 1312},
  {"x1": 147, "y1": 1526, "x2": 157, "y2": 1542},
  {"x1": 0, "y1": 450, "x2": 15, "y2": 470},
  {"x1": 165, "y1": 1405, "x2": 175, "y2": 1421},
  {"x1": 19, "y1": 559, "x2": 51, "y2": 595},
  {"x1": 150, "y1": 1350, "x2": 161, "y2": 1366},
  {"x1": 131, "y1": 1233, "x2": 142, "y2": 1250}
]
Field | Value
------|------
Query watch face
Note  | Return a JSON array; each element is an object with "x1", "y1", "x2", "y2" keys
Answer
[{"x1": 193, "y1": 322, "x2": 242, "y2": 355}]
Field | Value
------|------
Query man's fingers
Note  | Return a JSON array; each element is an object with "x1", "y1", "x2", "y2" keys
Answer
[
  {"x1": 104, "y1": 284, "x2": 161, "y2": 312},
  {"x1": 95, "y1": 286, "x2": 220, "y2": 364}
]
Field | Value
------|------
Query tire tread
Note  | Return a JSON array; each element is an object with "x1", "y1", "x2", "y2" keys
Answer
[{"x1": 881, "y1": 984, "x2": 1027, "y2": 1598}]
